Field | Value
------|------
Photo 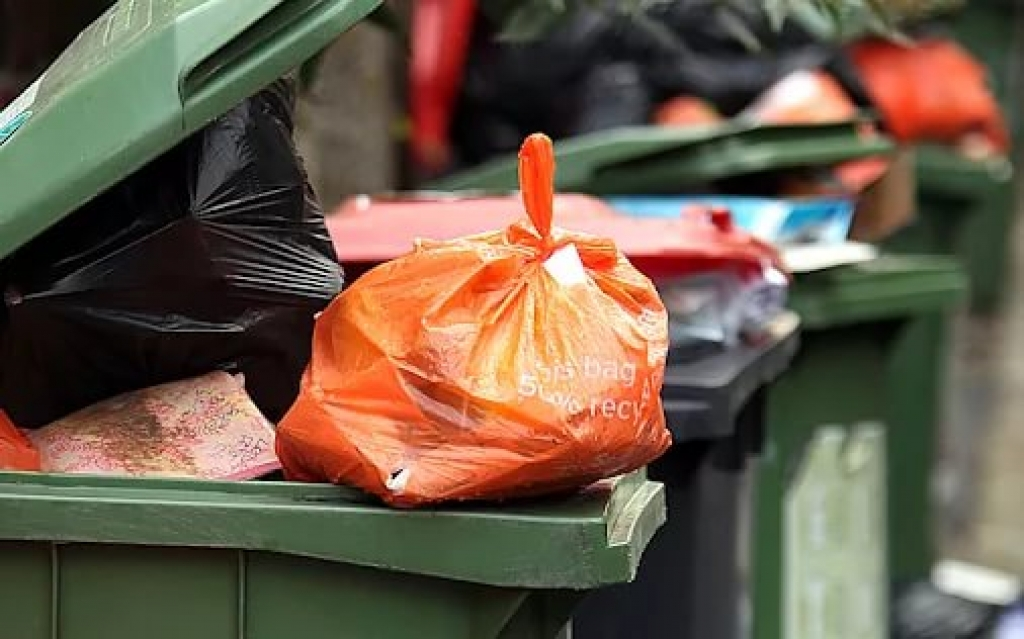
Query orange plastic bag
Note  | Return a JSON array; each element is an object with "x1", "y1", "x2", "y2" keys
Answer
[
  {"x1": 277, "y1": 134, "x2": 671, "y2": 508},
  {"x1": 0, "y1": 410, "x2": 40, "y2": 471},
  {"x1": 850, "y1": 38, "x2": 1009, "y2": 152},
  {"x1": 653, "y1": 96, "x2": 723, "y2": 127}
]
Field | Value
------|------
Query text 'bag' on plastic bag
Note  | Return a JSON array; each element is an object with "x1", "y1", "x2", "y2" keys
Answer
[
  {"x1": 0, "y1": 80, "x2": 344, "y2": 428},
  {"x1": 277, "y1": 134, "x2": 672, "y2": 507}
]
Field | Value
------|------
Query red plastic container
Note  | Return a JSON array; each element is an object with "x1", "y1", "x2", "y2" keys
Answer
[{"x1": 327, "y1": 193, "x2": 784, "y2": 282}]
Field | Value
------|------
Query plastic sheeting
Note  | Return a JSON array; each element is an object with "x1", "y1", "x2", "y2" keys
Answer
[{"x1": 0, "y1": 79, "x2": 343, "y2": 428}]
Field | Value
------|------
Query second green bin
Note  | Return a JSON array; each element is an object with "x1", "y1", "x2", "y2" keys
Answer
[{"x1": 753, "y1": 255, "x2": 966, "y2": 639}]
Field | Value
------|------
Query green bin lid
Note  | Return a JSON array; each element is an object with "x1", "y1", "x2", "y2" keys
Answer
[
  {"x1": 0, "y1": 469, "x2": 665, "y2": 589},
  {"x1": 432, "y1": 119, "x2": 894, "y2": 194},
  {"x1": 915, "y1": 144, "x2": 1014, "y2": 201},
  {"x1": 0, "y1": 0, "x2": 381, "y2": 261},
  {"x1": 789, "y1": 254, "x2": 968, "y2": 329}
]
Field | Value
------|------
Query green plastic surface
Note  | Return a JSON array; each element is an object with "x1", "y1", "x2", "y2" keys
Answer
[
  {"x1": 0, "y1": 471, "x2": 665, "y2": 638},
  {"x1": 0, "y1": 0, "x2": 381, "y2": 261},
  {"x1": 432, "y1": 120, "x2": 894, "y2": 194},
  {"x1": 787, "y1": 254, "x2": 969, "y2": 329},
  {"x1": 894, "y1": 146, "x2": 1017, "y2": 314},
  {"x1": 783, "y1": 425, "x2": 888, "y2": 639},
  {"x1": 754, "y1": 255, "x2": 966, "y2": 639}
]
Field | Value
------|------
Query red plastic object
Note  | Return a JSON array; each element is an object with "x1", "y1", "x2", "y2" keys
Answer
[
  {"x1": 0, "y1": 410, "x2": 40, "y2": 472},
  {"x1": 654, "y1": 96, "x2": 723, "y2": 127},
  {"x1": 850, "y1": 37, "x2": 1009, "y2": 152},
  {"x1": 409, "y1": 0, "x2": 477, "y2": 174},
  {"x1": 328, "y1": 195, "x2": 785, "y2": 283}
]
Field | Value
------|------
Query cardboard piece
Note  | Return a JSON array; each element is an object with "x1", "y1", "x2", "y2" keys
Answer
[{"x1": 850, "y1": 147, "x2": 917, "y2": 242}]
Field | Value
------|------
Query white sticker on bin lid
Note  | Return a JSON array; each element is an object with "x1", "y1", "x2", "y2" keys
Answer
[
  {"x1": 0, "y1": 78, "x2": 40, "y2": 147},
  {"x1": 543, "y1": 244, "x2": 588, "y2": 287}
]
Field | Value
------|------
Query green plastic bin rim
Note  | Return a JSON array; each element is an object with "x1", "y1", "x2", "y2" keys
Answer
[
  {"x1": 0, "y1": 470, "x2": 665, "y2": 590},
  {"x1": 915, "y1": 145, "x2": 1015, "y2": 202},
  {"x1": 790, "y1": 254, "x2": 968, "y2": 329},
  {"x1": 0, "y1": 0, "x2": 382, "y2": 262},
  {"x1": 432, "y1": 119, "x2": 894, "y2": 193}
]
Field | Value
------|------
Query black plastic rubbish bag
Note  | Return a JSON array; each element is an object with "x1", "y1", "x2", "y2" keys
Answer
[
  {"x1": 450, "y1": 1, "x2": 874, "y2": 168},
  {"x1": 0, "y1": 79, "x2": 344, "y2": 428}
]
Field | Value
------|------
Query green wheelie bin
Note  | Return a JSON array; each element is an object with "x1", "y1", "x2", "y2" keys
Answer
[
  {"x1": 753, "y1": 255, "x2": 967, "y2": 639},
  {"x1": 885, "y1": 147, "x2": 1015, "y2": 315},
  {"x1": 0, "y1": 472, "x2": 664, "y2": 639},
  {"x1": 432, "y1": 119, "x2": 894, "y2": 195},
  {"x1": 0, "y1": 3, "x2": 667, "y2": 638}
]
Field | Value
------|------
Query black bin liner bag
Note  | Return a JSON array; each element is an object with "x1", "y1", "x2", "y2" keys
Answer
[{"x1": 0, "y1": 80, "x2": 344, "y2": 428}]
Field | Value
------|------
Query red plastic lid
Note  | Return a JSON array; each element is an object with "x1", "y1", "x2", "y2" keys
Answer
[{"x1": 327, "y1": 193, "x2": 784, "y2": 279}]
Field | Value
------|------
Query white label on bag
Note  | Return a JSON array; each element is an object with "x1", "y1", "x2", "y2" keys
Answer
[
  {"x1": 543, "y1": 244, "x2": 588, "y2": 286},
  {"x1": 386, "y1": 468, "x2": 411, "y2": 494}
]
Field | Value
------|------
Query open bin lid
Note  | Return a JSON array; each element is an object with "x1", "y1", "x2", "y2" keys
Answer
[
  {"x1": 432, "y1": 120, "x2": 894, "y2": 194},
  {"x1": 915, "y1": 144, "x2": 1014, "y2": 201},
  {"x1": 0, "y1": 0, "x2": 381, "y2": 261},
  {"x1": 0, "y1": 469, "x2": 665, "y2": 589},
  {"x1": 789, "y1": 254, "x2": 968, "y2": 330}
]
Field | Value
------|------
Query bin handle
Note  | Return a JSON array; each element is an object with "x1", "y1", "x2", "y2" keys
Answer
[{"x1": 179, "y1": 0, "x2": 382, "y2": 132}]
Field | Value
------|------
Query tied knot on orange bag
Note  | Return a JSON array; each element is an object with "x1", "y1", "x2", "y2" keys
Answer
[{"x1": 277, "y1": 133, "x2": 671, "y2": 508}]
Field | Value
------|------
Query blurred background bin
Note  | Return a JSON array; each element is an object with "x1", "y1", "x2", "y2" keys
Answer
[
  {"x1": 947, "y1": 0, "x2": 1024, "y2": 147},
  {"x1": 881, "y1": 0, "x2": 1023, "y2": 315},
  {"x1": 571, "y1": 313, "x2": 799, "y2": 639},
  {"x1": 438, "y1": 126, "x2": 975, "y2": 637},
  {"x1": 885, "y1": 147, "x2": 1015, "y2": 315},
  {"x1": 753, "y1": 256, "x2": 967, "y2": 639},
  {"x1": 432, "y1": 120, "x2": 892, "y2": 195}
]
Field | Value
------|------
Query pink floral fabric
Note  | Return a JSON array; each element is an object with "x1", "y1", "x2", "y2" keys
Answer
[{"x1": 27, "y1": 372, "x2": 280, "y2": 480}]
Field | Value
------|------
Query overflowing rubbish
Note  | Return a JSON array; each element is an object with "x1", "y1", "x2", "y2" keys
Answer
[
  {"x1": 438, "y1": 1, "x2": 870, "y2": 171},
  {"x1": 277, "y1": 134, "x2": 672, "y2": 507},
  {"x1": 26, "y1": 372, "x2": 280, "y2": 480},
  {"x1": 0, "y1": 3, "x2": 677, "y2": 638},
  {"x1": 331, "y1": 195, "x2": 788, "y2": 359},
  {"x1": 329, "y1": 194, "x2": 786, "y2": 277},
  {"x1": 0, "y1": 79, "x2": 343, "y2": 429},
  {"x1": 850, "y1": 38, "x2": 1009, "y2": 155}
]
